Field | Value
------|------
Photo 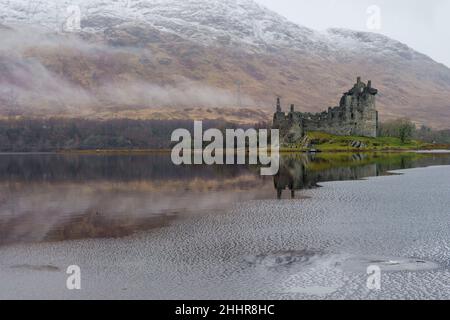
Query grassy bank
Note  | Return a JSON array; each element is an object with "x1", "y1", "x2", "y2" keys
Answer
[{"x1": 280, "y1": 131, "x2": 449, "y2": 152}]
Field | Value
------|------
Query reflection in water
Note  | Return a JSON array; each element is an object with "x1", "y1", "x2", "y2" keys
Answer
[
  {"x1": 1, "y1": 152, "x2": 450, "y2": 245},
  {"x1": 0, "y1": 154, "x2": 270, "y2": 246},
  {"x1": 274, "y1": 153, "x2": 450, "y2": 199}
]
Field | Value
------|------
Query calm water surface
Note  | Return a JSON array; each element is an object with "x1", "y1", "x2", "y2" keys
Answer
[{"x1": 1, "y1": 152, "x2": 450, "y2": 246}]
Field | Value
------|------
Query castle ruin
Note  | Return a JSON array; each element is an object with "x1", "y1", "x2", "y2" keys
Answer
[{"x1": 273, "y1": 77, "x2": 379, "y2": 143}]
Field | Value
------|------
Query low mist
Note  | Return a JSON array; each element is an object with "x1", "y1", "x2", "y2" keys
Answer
[{"x1": 0, "y1": 27, "x2": 254, "y2": 117}]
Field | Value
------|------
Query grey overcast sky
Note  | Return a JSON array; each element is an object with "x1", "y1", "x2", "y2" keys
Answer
[{"x1": 255, "y1": 0, "x2": 450, "y2": 68}]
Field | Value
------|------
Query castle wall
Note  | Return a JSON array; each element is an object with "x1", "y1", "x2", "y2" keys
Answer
[
  {"x1": 273, "y1": 77, "x2": 378, "y2": 143},
  {"x1": 273, "y1": 111, "x2": 304, "y2": 144}
]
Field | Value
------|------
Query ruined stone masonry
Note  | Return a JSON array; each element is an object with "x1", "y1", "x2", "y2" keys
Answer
[{"x1": 273, "y1": 77, "x2": 379, "y2": 143}]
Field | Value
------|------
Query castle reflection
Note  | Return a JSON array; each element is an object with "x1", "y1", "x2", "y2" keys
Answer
[{"x1": 274, "y1": 152, "x2": 450, "y2": 199}]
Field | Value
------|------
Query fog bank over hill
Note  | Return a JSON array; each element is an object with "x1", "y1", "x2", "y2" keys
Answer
[{"x1": 0, "y1": 28, "x2": 254, "y2": 119}]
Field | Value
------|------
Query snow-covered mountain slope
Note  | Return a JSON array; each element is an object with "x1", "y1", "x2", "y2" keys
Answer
[
  {"x1": 0, "y1": 0, "x2": 414, "y2": 54},
  {"x1": 1, "y1": 0, "x2": 324, "y2": 48},
  {"x1": 1, "y1": 0, "x2": 439, "y2": 68}
]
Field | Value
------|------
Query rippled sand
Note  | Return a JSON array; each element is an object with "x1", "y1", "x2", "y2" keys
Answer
[{"x1": 1, "y1": 165, "x2": 450, "y2": 299}]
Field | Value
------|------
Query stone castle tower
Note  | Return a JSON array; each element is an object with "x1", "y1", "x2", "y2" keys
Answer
[{"x1": 273, "y1": 77, "x2": 378, "y2": 143}]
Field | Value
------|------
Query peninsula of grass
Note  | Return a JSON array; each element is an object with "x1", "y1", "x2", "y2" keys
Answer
[{"x1": 280, "y1": 131, "x2": 449, "y2": 153}]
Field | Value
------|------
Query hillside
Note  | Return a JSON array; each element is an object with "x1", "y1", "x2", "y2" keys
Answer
[{"x1": 0, "y1": 0, "x2": 449, "y2": 128}]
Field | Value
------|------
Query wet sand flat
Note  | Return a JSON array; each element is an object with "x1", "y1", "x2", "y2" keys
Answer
[{"x1": 0, "y1": 165, "x2": 450, "y2": 299}]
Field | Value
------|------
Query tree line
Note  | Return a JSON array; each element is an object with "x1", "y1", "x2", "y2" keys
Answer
[
  {"x1": 0, "y1": 117, "x2": 448, "y2": 152},
  {"x1": 0, "y1": 118, "x2": 261, "y2": 152},
  {"x1": 378, "y1": 119, "x2": 450, "y2": 144}
]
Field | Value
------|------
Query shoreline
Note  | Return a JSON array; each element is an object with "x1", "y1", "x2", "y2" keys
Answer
[{"x1": 0, "y1": 147, "x2": 447, "y2": 156}]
